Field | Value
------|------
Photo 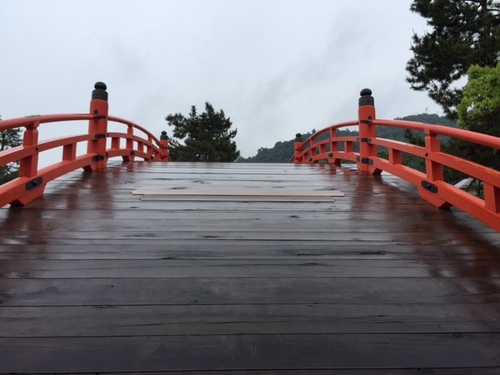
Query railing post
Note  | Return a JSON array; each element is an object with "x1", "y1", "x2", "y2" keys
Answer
[
  {"x1": 121, "y1": 125, "x2": 136, "y2": 163},
  {"x1": 10, "y1": 119, "x2": 46, "y2": 206},
  {"x1": 18, "y1": 121, "x2": 40, "y2": 179},
  {"x1": 418, "y1": 128, "x2": 451, "y2": 209},
  {"x1": 146, "y1": 134, "x2": 153, "y2": 158},
  {"x1": 84, "y1": 82, "x2": 109, "y2": 171},
  {"x1": 358, "y1": 88, "x2": 381, "y2": 174},
  {"x1": 158, "y1": 131, "x2": 172, "y2": 161},
  {"x1": 330, "y1": 128, "x2": 341, "y2": 166},
  {"x1": 294, "y1": 133, "x2": 304, "y2": 164},
  {"x1": 424, "y1": 129, "x2": 444, "y2": 181},
  {"x1": 484, "y1": 183, "x2": 500, "y2": 214}
]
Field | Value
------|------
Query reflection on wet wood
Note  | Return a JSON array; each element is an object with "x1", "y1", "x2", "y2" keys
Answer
[{"x1": 0, "y1": 162, "x2": 499, "y2": 374}]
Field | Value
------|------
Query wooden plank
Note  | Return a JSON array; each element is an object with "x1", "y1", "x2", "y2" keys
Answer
[
  {"x1": 1, "y1": 216, "x2": 498, "y2": 236},
  {"x1": 0, "y1": 229, "x2": 495, "y2": 244},
  {"x1": 2, "y1": 277, "x2": 499, "y2": 306},
  {"x1": 2, "y1": 333, "x2": 500, "y2": 373},
  {"x1": 1, "y1": 242, "x2": 499, "y2": 261},
  {"x1": 1, "y1": 259, "x2": 500, "y2": 278},
  {"x1": 2, "y1": 303, "x2": 499, "y2": 337}
]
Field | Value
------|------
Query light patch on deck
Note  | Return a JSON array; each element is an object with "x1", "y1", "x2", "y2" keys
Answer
[
  {"x1": 132, "y1": 188, "x2": 345, "y2": 202},
  {"x1": 132, "y1": 189, "x2": 345, "y2": 196}
]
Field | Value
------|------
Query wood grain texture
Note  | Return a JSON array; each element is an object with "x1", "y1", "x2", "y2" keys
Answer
[{"x1": 0, "y1": 161, "x2": 499, "y2": 374}]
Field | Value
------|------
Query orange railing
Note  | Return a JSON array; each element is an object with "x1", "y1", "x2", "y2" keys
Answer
[
  {"x1": 0, "y1": 82, "x2": 171, "y2": 208},
  {"x1": 293, "y1": 89, "x2": 500, "y2": 232}
]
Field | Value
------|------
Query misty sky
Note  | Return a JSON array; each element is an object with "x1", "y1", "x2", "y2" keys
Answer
[{"x1": 1, "y1": 0, "x2": 441, "y2": 159}]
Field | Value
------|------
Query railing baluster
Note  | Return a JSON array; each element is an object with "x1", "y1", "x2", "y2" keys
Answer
[
  {"x1": 127, "y1": 126, "x2": 134, "y2": 154},
  {"x1": 389, "y1": 148, "x2": 402, "y2": 165},
  {"x1": 484, "y1": 183, "x2": 500, "y2": 214},
  {"x1": 329, "y1": 128, "x2": 338, "y2": 163},
  {"x1": 424, "y1": 129, "x2": 444, "y2": 181},
  {"x1": 18, "y1": 120, "x2": 39, "y2": 178},
  {"x1": 63, "y1": 143, "x2": 77, "y2": 162},
  {"x1": 147, "y1": 135, "x2": 153, "y2": 158}
]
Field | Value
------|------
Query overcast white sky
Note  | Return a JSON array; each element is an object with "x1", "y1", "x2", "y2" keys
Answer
[{"x1": 1, "y1": 0, "x2": 441, "y2": 159}]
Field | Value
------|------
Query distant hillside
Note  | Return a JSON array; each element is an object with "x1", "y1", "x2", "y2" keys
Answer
[
  {"x1": 395, "y1": 113, "x2": 456, "y2": 127},
  {"x1": 386, "y1": 113, "x2": 456, "y2": 143},
  {"x1": 236, "y1": 114, "x2": 456, "y2": 163}
]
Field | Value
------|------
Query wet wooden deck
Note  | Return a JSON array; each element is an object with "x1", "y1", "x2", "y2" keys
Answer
[{"x1": 1, "y1": 162, "x2": 499, "y2": 374}]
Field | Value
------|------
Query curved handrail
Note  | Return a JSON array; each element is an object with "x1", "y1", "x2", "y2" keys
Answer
[
  {"x1": 0, "y1": 112, "x2": 170, "y2": 208},
  {"x1": 291, "y1": 121, "x2": 359, "y2": 164},
  {"x1": 374, "y1": 119, "x2": 500, "y2": 149},
  {"x1": 292, "y1": 92, "x2": 500, "y2": 232}
]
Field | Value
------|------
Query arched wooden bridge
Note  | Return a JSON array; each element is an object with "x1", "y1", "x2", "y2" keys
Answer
[{"x1": 0, "y1": 83, "x2": 499, "y2": 374}]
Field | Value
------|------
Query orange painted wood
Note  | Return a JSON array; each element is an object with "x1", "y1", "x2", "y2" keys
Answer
[
  {"x1": 0, "y1": 113, "x2": 169, "y2": 207},
  {"x1": 294, "y1": 92, "x2": 500, "y2": 231}
]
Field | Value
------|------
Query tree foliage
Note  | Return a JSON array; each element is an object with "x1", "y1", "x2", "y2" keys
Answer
[
  {"x1": 457, "y1": 63, "x2": 500, "y2": 135},
  {"x1": 165, "y1": 103, "x2": 240, "y2": 162},
  {"x1": 0, "y1": 118, "x2": 22, "y2": 184},
  {"x1": 452, "y1": 63, "x2": 500, "y2": 170},
  {"x1": 406, "y1": 0, "x2": 500, "y2": 119}
]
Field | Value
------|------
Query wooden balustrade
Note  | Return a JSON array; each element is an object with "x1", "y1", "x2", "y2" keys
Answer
[
  {"x1": 0, "y1": 82, "x2": 171, "y2": 208},
  {"x1": 293, "y1": 89, "x2": 500, "y2": 231}
]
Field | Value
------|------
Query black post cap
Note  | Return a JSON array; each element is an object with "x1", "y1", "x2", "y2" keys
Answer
[
  {"x1": 92, "y1": 81, "x2": 108, "y2": 101},
  {"x1": 160, "y1": 131, "x2": 169, "y2": 140},
  {"x1": 295, "y1": 133, "x2": 303, "y2": 141},
  {"x1": 359, "y1": 88, "x2": 374, "y2": 107}
]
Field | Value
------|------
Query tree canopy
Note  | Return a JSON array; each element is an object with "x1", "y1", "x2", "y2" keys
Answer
[
  {"x1": 452, "y1": 63, "x2": 500, "y2": 170},
  {"x1": 165, "y1": 103, "x2": 240, "y2": 162},
  {"x1": 457, "y1": 63, "x2": 500, "y2": 136},
  {"x1": 406, "y1": 0, "x2": 500, "y2": 119}
]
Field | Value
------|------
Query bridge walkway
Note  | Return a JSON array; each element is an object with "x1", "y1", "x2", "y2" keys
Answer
[{"x1": 0, "y1": 162, "x2": 499, "y2": 374}]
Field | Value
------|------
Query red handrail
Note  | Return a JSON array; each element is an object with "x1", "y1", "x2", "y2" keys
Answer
[
  {"x1": 0, "y1": 82, "x2": 171, "y2": 208},
  {"x1": 293, "y1": 89, "x2": 500, "y2": 232}
]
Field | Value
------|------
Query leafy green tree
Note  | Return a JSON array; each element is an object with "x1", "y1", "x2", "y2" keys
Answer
[
  {"x1": 457, "y1": 64, "x2": 500, "y2": 136},
  {"x1": 0, "y1": 117, "x2": 23, "y2": 184},
  {"x1": 453, "y1": 63, "x2": 500, "y2": 170},
  {"x1": 165, "y1": 103, "x2": 239, "y2": 162},
  {"x1": 406, "y1": 0, "x2": 500, "y2": 119}
]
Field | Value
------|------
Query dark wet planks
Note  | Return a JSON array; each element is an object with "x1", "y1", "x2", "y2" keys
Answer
[
  {"x1": 1, "y1": 245, "x2": 499, "y2": 261},
  {"x1": 2, "y1": 302, "x2": 500, "y2": 337},
  {"x1": 2, "y1": 333, "x2": 500, "y2": 373},
  {"x1": 0, "y1": 162, "x2": 499, "y2": 374},
  {"x1": 2, "y1": 259, "x2": 500, "y2": 278}
]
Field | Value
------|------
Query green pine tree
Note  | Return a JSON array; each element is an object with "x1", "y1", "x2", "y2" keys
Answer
[
  {"x1": 165, "y1": 103, "x2": 239, "y2": 162},
  {"x1": 406, "y1": 0, "x2": 500, "y2": 119}
]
